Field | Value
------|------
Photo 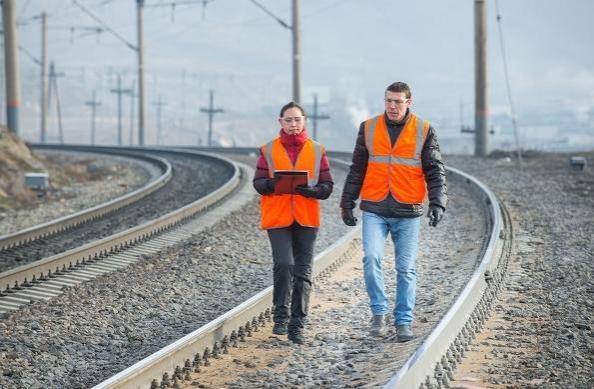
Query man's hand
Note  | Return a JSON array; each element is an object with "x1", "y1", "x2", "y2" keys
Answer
[
  {"x1": 341, "y1": 208, "x2": 357, "y2": 226},
  {"x1": 427, "y1": 205, "x2": 444, "y2": 227},
  {"x1": 295, "y1": 185, "x2": 322, "y2": 199}
]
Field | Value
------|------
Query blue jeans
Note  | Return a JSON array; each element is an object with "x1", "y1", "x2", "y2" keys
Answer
[{"x1": 362, "y1": 211, "x2": 420, "y2": 325}]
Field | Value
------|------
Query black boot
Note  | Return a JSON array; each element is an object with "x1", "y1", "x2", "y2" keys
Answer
[
  {"x1": 272, "y1": 306, "x2": 289, "y2": 336},
  {"x1": 272, "y1": 321, "x2": 288, "y2": 335},
  {"x1": 287, "y1": 326, "x2": 304, "y2": 345}
]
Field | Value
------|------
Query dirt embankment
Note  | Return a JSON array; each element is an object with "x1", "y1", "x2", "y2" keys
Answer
[{"x1": 0, "y1": 125, "x2": 115, "y2": 211}]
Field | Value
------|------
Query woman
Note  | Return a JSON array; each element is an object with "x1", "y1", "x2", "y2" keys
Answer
[{"x1": 253, "y1": 101, "x2": 333, "y2": 345}]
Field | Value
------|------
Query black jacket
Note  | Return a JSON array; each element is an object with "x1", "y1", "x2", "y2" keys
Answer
[{"x1": 340, "y1": 111, "x2": 447, "y2": 218}]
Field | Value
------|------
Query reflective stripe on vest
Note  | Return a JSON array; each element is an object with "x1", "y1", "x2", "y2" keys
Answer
[
  {"x1": 360, "y1": 113, "x2": 429, "y2": 204},
  {"x1": 260, "y1": 137, "x2": 323, "y2": 229}
]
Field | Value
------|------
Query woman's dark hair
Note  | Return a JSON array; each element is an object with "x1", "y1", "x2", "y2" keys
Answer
[{"x1": 279, "y1": 101, "x2": 306, "y2": 118}]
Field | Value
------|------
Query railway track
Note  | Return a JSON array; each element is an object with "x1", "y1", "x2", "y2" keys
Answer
[
  {"x1": 0, "y1": 147, "x2": 512, "y2": 388},
  {"x1": 0, "y1": 146, "x2": 234, "y2": 273},
  {"x1": 88, "y1": 157, "x2": 510, "y2": 389},
  {"x1": 0, "y1": 146, "x2": 242, "y2": 317},
  {"x1": 0, "y1": 147, "x2": 172, "y2": 260}
]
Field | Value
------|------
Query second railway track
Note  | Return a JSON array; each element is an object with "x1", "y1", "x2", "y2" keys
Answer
[
  {"x1": 0, "y1": 147, "x2": 241, "y2": 318},
  {"x1": 0, "y1": 146, "x2": 233, "y2": 273}
]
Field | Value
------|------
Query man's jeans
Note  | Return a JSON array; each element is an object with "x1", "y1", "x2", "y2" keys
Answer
[{"x1": 362, "y1": 211, "x2": 420, "y2": 325}]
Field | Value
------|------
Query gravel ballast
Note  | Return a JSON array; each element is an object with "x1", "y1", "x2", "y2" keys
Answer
[
  {"x1": 0, "y1": 157, "x2": 487, "y2": 388},
  {"x1": 447, "y1": 151, "x2": 594, "y2": 388},
  {"x1": 179, "y1": 174, "x2": 485, "y2": 388},
  {"x1": 2, "y1": 151, "x2": 588, "y2": 388}
]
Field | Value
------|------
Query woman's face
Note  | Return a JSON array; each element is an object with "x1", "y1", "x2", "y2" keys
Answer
[{"x1": 279, "y1": 107, "x2": 306, "y2": 135}]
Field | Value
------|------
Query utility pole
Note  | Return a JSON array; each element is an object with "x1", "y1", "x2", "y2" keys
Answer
[
  {"x1": 249, "y1": 0, "x2": 301, "y2": 103},
  {"x1": 310, "y1": 94, "x2": 329, "y2": 141},
  {"x1": 153, "y1": 95, "x2": 167, "y2": 145},
  {"x1": 137, "y1": 0, "x2": 146, "y2": 146},
  {"x1": 85, "y1": 90, "x2": 101, "y2": 145},
  {"x1": 0, "y1": 34, "x2": 4, "y2": 126},
  {"x1": 200, "y1": 90, "x2": 224, "y2": 147},
  {"x1": 47, "y1": 61, "x2": 65, "y2": 143},
  {"x1": 129, "y1": 79, "x2": 136, "y2": 145},
  {"x1": 180, "y1": 70, "x2": 186, "y2": 130},
  {"x1": 2, "y1": 0, "x2": 21, "y2": 134},
  {"x1": 110, "y1": 74, "x2": 132, "y2": 145},
  {"x1": 73, "y1": 0, "x2": 145, "y2": 144},
  {"x1": 40, "y1": 11, "x2": 48, "y2": 142},
  {"x1": 474, "y1": 0, "x2": 488, "y2": 157},
  {"x1": 291, "y1": 0, "x2": 301, "y2": 103}
]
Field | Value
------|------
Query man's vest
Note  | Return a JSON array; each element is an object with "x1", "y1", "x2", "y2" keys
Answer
[
  {"x1": 360, "y1": 113, "x2": 429, "y2": 204},
  {"x1": 260, "y1": 137, "x2": 324, "y2": 229}
]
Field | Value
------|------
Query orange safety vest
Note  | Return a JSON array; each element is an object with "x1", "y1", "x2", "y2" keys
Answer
[
  {"x1": 360, "y1": 113, "x2": 429, "y2": 204},
  {"x1": 260, "y1": 137, "x2": 324, "y2": 229}
]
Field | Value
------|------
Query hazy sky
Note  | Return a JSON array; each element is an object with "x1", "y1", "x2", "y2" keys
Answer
[{"x1": 3, "y1": 0, "x2": 594, "y2": 150}]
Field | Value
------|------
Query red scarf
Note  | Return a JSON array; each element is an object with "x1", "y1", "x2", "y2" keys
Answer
[{"x1": 279, "y1": 128, "x2": 310, "y2": 164}]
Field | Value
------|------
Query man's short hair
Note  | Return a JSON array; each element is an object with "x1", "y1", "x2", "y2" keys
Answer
[{"x1": 386, "y1": 82, "x2": 411, "y2": 99}]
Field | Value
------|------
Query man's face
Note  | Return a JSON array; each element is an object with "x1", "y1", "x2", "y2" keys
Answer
[
  {"x1": 279, "y1": 107, "x2": 306, "y2": 135},
  {"x1": 384, "y1": 91, "x2": 411, "y2": 122}
]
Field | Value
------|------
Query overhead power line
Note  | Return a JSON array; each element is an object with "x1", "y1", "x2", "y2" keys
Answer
[
  {"x1": 145, "y1": 0, "x2": 216, "y2": 21},
  {"x1": 495, "y1": 0, "x2": 522, "y2": 163},
  {"x1": 18, "y1": 45, "x2": 41, "y2": 65},
  {"x1": 248, "y1": 0, "x2": 291, "y2": 29},
  {"x1": 145, "y1": 0, "x2": 212, "y2": 7},
  {"x1": 72, "y1": 0, "x2": 137, "y2": 51}
]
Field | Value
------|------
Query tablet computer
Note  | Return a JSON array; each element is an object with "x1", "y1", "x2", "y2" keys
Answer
[{"x1": 273, "y1": 170, "x2": 308, "y2": 194}]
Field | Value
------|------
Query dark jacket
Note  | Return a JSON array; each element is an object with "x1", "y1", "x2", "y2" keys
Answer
[{"x1": 340, "y1": 110, "x2": 447, "y2": 218}]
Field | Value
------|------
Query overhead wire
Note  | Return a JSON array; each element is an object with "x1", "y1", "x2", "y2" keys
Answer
[
  {"x1": 248, "y1": 0, "x2": 291, "y2": 29},
  {"x1": 18, "y1": 0, "x2": 33, "y2": 20},
  {"x1": 495, "y1": 0, "x2": 522, "y2": 163},
  {"x1": 72, "y1": 0, "x2": 137, "y2": 51}
]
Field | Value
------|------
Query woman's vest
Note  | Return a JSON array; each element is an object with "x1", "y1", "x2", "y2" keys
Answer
[
  {"x1": 360, "y1": 113, "x2": 429, "y2": 204},
  {"x1": 260, "y1": 137, "x2": 323, "y2": 229}
]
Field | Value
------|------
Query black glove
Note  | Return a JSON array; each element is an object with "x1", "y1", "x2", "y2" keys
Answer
[
  {"x1": 427, "y1": 205, "x2": 444, "y2": 227},
  {"x1": 295, "y1": 184, "x2": 322, "y2": 199},
  {"x1": 341, "y1": 208, "x2": 357, "y2": 226},
  {"x1": 259, "y1": 178, "x2": 275, "y2": 195}
]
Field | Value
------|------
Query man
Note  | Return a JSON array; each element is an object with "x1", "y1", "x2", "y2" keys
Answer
[{"x1": 340, "y1": 81, "x2": 447, "y2": 342}]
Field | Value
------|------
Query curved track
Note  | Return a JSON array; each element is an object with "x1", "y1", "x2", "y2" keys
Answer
[
  {"x1": 0, "y1": 146, "x2": 233, "y2": 273},
  {"x1": 0, "y1": 147, "x2": 512, "y2": 389},
  {"x1": 0, "y1": 147, "x2": 240, "y2": 317},
  {"x1": 0, "y1": 148, "x2": 171, "y2": 257},
  {"x1": 92, "y1": 155, "x2": 508, "y2": 389}
]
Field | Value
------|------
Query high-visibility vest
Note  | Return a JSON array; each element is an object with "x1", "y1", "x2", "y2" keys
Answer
[
  {"x1": 360, "y1": 113, "x2": 429, "y2": 204},
  {"x1": 260, "y1": 137, "x2": 324, "y2": 229}
]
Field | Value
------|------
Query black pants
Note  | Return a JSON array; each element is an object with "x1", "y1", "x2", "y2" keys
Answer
[{"x1": 267, "y1": 223, "x2": 317, "y2": 329}]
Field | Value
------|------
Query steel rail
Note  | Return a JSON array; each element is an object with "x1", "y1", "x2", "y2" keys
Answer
[
  {"x1": 0, "y1": 148, "x2": 240, "y2": 299},
  {"x1": 93, "y1": 158, "x2": 357, "y2": 389},
  {"x1": 7, "y1": 145, "x2": 502, "y2": 388},
  {"x1": 0, "y1": 146, "x2": 172, "y2": 252},
  {"x1": 385, "y1": 166, "x2": 507, "y2": 388},
  {"x1": 93, "y1": 158, "x2": 503, "y2": 389}
]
